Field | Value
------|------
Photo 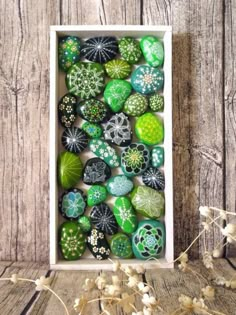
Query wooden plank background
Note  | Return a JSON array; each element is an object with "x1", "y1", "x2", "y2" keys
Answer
[{"x1": 0, "y1": 0, "x2": 235, "y2": 262}]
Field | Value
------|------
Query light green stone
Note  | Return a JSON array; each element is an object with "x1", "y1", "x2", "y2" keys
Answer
[
  {"x1": 118, "y1": 37, "x2": 142, "y2": 64},
  {"x1": 89, "y1": 139, "x2": 120, "y2": 168},
  {"x1": 87, "y1": 185, "x2": 107, "y2": 206},
  {"x1": 149, "y1": 94, "x2": 164, "y2": 112},
  {"x1": 106, "y1": 175, "x2": 133, "y2": 197},
  {"x1": 151, "y1": 146, "x2": 164, "y2": 168},
  {"x1": 140, "y1": 35, "x2": 164, "y2": 67},
  {"x1": 58, "y1": 36, "x2": 81, "y2": 72},
  {"x1": 105, "y1": 59, "x2": 131, "y2": 79},
  {"x1": 110, "y1": 233, "x2": 133, "y2": 258},
  {"x1": 123, "y1": 93, "x2": 148, "y2": 117},
  {"x1": 78, "y1": 216, "x2": 92, "y2": 233},
  {"x1": 82, "y1": 122, "x2": 103, "y2": 139},
  {"x1": 113, "y1": 197, "x2": 138, "y2": 233}
]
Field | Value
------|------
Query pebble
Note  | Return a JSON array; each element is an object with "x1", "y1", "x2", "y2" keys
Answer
[
  {"x1": 89, "y1": 139, "x2": 120, "y2": 168},
  {"x1": 82, "y1": 122, "x2": 103, "y2": 139},
  {"x1": 110, "y1": 233, "x2": 133, "y2": 258},
  {"x1": 58, "y1": 93, "x2": 77, "y2": 128},
  {"x1": 61, "y1": 127, "x2": 89, "y2": 153},
  {"x1": 151, "y1": 146, "x2": 164, "y2": 168},
  {"x1": 149, "y1": 94, "x2": 164, "y2": 112},
  {"x1": 58, "y1": 36, "x2": 81, "y2": 72},
  {"x1": 78, "y1": 216, "x2": 92, "y2": 233},
  {"x1": 105, "y1": 59, "x2": 131, "y2": 79},
  {"x1": 87, "y1": 185, "x2": 107, "y2": 207},
  {"x1": 142, "y1": 167, "x2": 165, "y2": 191},
  {"x1": 77, "y1": 98, "x2": 109, "y2": 123},
  {"x1": 59, "y1": 188, "x2": 86, "y2": 219},
  {"x1": 140, "y1": 35, "x2": 164, "y2": 67},
  {"x1": 87, "y1": 229, "x2": 110, "y2": 260},
  {"x1": 90, "y1": 203, "x2": 118, "y2": 235},
  {"x1": 82, "y1": 157, "x2": 111, "y2": 185},
  {"x1": 106, "y1": 175, "x2": 133, "y2": 197},
  {"x1": 118, "y1": 37, "x2": 142, "y2": 64},
  {"x1": 123, "y1": 93, "x2": 148, "y2": 116}
]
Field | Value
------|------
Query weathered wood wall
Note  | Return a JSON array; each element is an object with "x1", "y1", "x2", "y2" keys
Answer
[{"x1": 0, "y1": 0, "x2": 235, "y2": 262}]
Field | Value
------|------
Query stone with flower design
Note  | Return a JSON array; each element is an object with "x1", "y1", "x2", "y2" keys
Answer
[
  {"x1": 59, "y1": 221, "x2": 86, "y2": 260},
  {"x1": 142, "y1": 167, "x2": 165, "y2": 191},
  {"x1": 121, "y1": 142, "x2": 150, "y2": 177},
  {"x1": 77, "y1": 98, "x2": 109, "y2": 123},
  {"x1": 58, "y1": 93, "x2": 77, "y2": 128},
  {"x1": 82, "y1": 122, "x2": 103, "y2": 139},
  {"x1": 82, "y1": 157, "x2": 111, "y2": 185},
  {"x1": 78, "y1": 215, "x2": 92, "y2": 233},
  {"x1": 61, "y1": 127, "x2": 89, "y2": 153},
  {"x1": 58, "y1": 36, "x2": 81, "y2": 72},
  {"x1": 105, "y1": 59, "x2": 131, "y2": 79},
  {"x1": 90, "y1": 203, "x2": 118, "y2": 235},
  {"x1": 89, "y1": 139, "x2": 120, "y2": 168},
  {"x1": 140, "y1": 36, "x2": 164, "y2": 67},
  {"x1": 59, "y1": 188, "x2": 86, "y2": 220},
  {"x1": 132, "y1": 220, "x2": 165, "y2": 259},
  {"x1": 113, "y1": 197, "x2": 138, "y2": 233},
  {"x1": 110, "y1": 233, "x2": 133, "y2": 258},
  {"x1": 87, "y1": 185, "x2": 107, "y2": 207},
  {"x1": 87, "y1": 228, "x2": 111, "y2": 260},
  {"x1": 151, "y1": 146, "x2": 164, "y2": 168},
  {"x1": 123, "y1": 93, "x2": 148, "y2": 117},
  {"x1": 118, "y1": 37, "x2": 142, "y2": 64},
  {"x1": 106, "y1": 175, "x2": 133, "y2": 197}
]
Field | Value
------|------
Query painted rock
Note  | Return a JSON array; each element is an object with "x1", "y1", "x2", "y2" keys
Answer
[
  {"x1": 118, "y1": 37, "x2": 142, "y2": 64},
  {"x1": 61, "y1": 127, "x2": 89, "y2": 153},
  {"x1": 113, "y1": 197, "x2": 138, "y2": 233},
  {"x1": 81, "y1": 37, "x2": 118, "y2": 63},
  {"x1": 102, "y1": 112, "x2": 132, "y2": 147},
  {"x1": 105, "y1": 59, "x2": 131, "y2": 79},
  {"x1": 142, "y1": 167, "x2": 165, "y2": 191},
  {"x1": 58, "y1": 93, "x2": 77, "y2": 128},
  {"x1": 82, "y1": 122, "x2": 103, "y2": 139},
  {"x1": 57, "y1": 152, "x2": 83, "y2": 189},
  {"x1": 135, "y1": 113, "x2": 164, "y2": 145},
  {"x1": 59, "y1": 188, "x2": 86, "y2": 219},
  {"x1": 87, "y1": 185, "x2": 107, "y2": 207},
  {"x1": 82, "y1": 158, "x2": 111, "y2": 185},
  {"x1": 121, "y1": 143, "x2": 150, "y2": 177},
  {"x1": 132, "y1": 220, "x2": 165, "y2": 259},
  {"x1": 59, "y1": 221, "x2": 86, "y2": 260},
  {"x1": 140, "y1": 36, "x2": 164, "y2": 67},
  {"x1": 131, "y1": 186, "x2": 165, "y2": 219},
  {"x1": 78, "y1": 215, "x2": 92, "y2": 233},
  {"x1": 87, "y1": 229, "x2": 110, "y2": 260},
  {"x1": 89, "y1": 139, "x2": 120, "y2": 168},
  {"x1": 106, "y1": 175, "x2": 133, "y2": 197},
  {"x1": 104, "y1": 79, "x2": 132, "y2": 113},
  {"x1": 149, "y1": 94, "x2": 164, "y2": 112},
  {"x1": 123, "y1": 93, "x2": 148, "y2": 117},
  {"x1": 66, "y1": 62, "x2": 105, "y2": 99},
  {"x1": 110, "y1": 233, "x2": 133, "y2": 258},
  {"x1": 131, "y1": 65, "x2": 164, "y2": 94},
  {"x1": 151, "y1": 146, "x2": 164, "y2": 168},
  {"x1": 77, "y1": 98, "x2": 109, "y2": 123},
  {"x1": 90, "y1": 203, "x2": 118, "y2": 235},
  {"x1": 58, "y1": 36, "x2": 80, "y2": 72}
]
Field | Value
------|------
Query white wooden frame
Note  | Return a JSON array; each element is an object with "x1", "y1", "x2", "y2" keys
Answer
[{"x1": 50, "y1": 25, "x2": 173, "y2": 270}]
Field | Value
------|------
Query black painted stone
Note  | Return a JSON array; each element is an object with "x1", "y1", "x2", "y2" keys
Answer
[
  {"x1": 90, "y1": 203, "x2": 118, "y2": 235},
  {"x1": 87, "y1": 228, "x2": 110, "y2": 260},
  {"x1": 58, "y1": 93, "x2": 77, "y2": 128},
  {"x1": 61, "y1": 127, "x2": 89, "y2": 153},
  {"x1": 82, "y1": 158, "x2": 111, "y2": 185},
  {"x1": 142, "y1": 167, "x2": 165, "y2": 191},
  {"x1": 77, "y1": 98, "x2": 109, "y2": 123}
]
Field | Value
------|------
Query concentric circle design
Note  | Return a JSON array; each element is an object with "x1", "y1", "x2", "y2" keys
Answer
[
  {"x1": 142, "y1": 167, "x2": 165, "y2": 191},
  {"x1": 61, "y1": 127, "x2": 89, "y2": 153}
]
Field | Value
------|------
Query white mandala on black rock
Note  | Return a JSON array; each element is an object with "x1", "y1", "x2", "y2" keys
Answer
[
  {"x1": 142, "y1": 167, "x2": 165, "y2": 191},
  {"x1": 61, "y1": 127, "x2": 89, "y2": 153},
  {"x1": 90, "y1": 203, "x2": 118, "y2": 235}
]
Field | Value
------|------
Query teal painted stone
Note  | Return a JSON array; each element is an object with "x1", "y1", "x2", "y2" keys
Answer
[
  {"x1": 113, "y1": 197, "x2": 138, "y2": 234},
  {"x1": 140, "y1": 36, "x2": 164, "y2": 67},
  {"x1": 89, "y1": 139, "x2": 120, "y2": 168},
  {"x1": 130, "y1": 186, "x2": 165, "y2": 219},
  {"x1": 82, "y1": 122, "x2": 103, "y2": 139},
  {"x1": 59, "y1": 221, "x2": 86, "y2": 260},
  {"x1": 59, "y1": 188, "x2": 86, "y2": 219},
  {"x1": 118, "y1": 37, "x2": 142, "y2": 64},
  {"x1": 131, "y1": 65, "x2": 164, "y2": 94},
  {"x1": 87, "y1": 229, "x2": 110, "y2": 260},
  {"x1": 123, "y1": 93, "x2": 148, "y2": 117},
  {"x1": 77, "y1": 99, "x2": 109, "y2": 123},
  {"x1": 104, "y1": 79, "x2": 132, "y2": 113},
  {"x1": 78, "y1": 216, "x2": 92, "y2": 233},
  {"x1": 105, "y1": 59, "x2": 131, "y2": 79},
  {"x1": 132, "y1": 220, "x2": 165, "y2": 259},
  {"x1": 110, "y1": 233, "x2": 133, "y2": 258},
  {"x1": 87, "y1": 185, "x2": 107, "y2": 206},
  {"x1": 149, "y1": 94, "x2": 164, "y2": 112},
  {"x1": 58, "y1": 93, "x2": 77, "y2": 128},
  {"x1": 58, "y1": 36, "x2": 81, "y2": 72},
  {"x1": 151, "y1": 146, "x2": 164, "y2": 168},
  {"x1": 106, "y1": 175, "x2": 133, "y2": 197}
]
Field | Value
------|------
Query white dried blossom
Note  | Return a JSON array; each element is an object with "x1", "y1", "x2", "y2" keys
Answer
[
  {"x1": 214, "y1": 276, "x2": 226, "y2": 286},
  {"x1": 201, "y1": 286, "x2": 215, "y2": 299},
  {"x1": 203, "y1": 251, "x2": 213, "y2": 269},
  {"x1": 127, "y1": 275, "x2": 139, "y2": 288},
  {"x1": 178, "y1": 252, "x2": 188, "y2": 263},
  {"x1": 192, "y1": 297, "x2": 208, "y2": 310},
  {"x1": 112, "y1": 260, "x2": 121, "y2": 272},
  {"x1": 95, "y1": 274, "x2": 107, "y2": 290},
  {"x1": 138, "y1": 282, "x2": 150, "y2": 293},
  {"x1": 202, "y1": 222, "x2": 210, "y2": 231},
  {"x1": 74, "y1": 296, "x2": 88, "y2": 314},
  {"x1": 212, "y1": 249, "x2": 221, "y2": 258},
  {"x1": 220, "y1": 210, "x2": 227, "y2": 220},
  {"x1": 104, "y1": 284, "x2": 121, "y2": 297},
  {"x1": 178, "y1": 261, "x2": 188, "y2": 272},
  {"x1": 135, "y1": 265, "x2": 145, "y2": 274},
  {"x1": 199, "y1": 206, "x2": 212, "y2": 217},
  {"x1": 143, "y1": 307, "x2": 153, "y2": 315},
  {"x1": 142, "y1": 294, "x2": 158, "y2": 309},
  {"x1": 178, "y1": 294, "x2": 193, "y2": 308},
  {"x1": 227, "y1": 236, "x2": 235, "y2": 243},
  {"x1": 83, "y1": 278, "x2": 95, "y2": 291},
  {"x1": 10, "y1": 274, "x2": 19, "y2": 284},
  {"x1": 230, "y1": 280, "x2": 236, "y2": 289},
  {"x1": 124, "y1": 266, "x2": 136, "y2": 276},
  {"x1": 35, "y1": 276, "x2": 51, "y2": 291}
]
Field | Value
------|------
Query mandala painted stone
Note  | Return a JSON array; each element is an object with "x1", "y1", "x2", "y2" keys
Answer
[
  {"x1": 61, "y1": 127, "x2": 89, "y2": 153},
  {"x1": 82, "y1": 122, "x2": 103, "y2": 139},
  {"x1": 104, "y1": 79, "x2": 132, "y2": 113},
  {"x1": 131, "y1": 186, "x2": 165, "y2": 219},
  {"x1": 82, "y1": 158, "x2": 111, "y2": 185},
  {"x1": 90, "y1": 203, "x2": 118, "y2": 235},
  {"x1": 87, "y1": 185, "x2": 107, "y2": 207},
  {"x1": 118, "y1": 37, "x2": 142, "y2": 64},
  {"x1": 58, "y1": 93, "x2": 77, "y2": 128},
  {"x1": 89, "y1": 139, "x2": 120, "y2": 168},
  {"x1": 142, "y1": 167, "x2": 165, "y2": 191},
  {"x1": 59, "y1": 221, "x2": 86, "y2": 260},
  {"x1": 77, "y1": 98, "x2": 109, "y2": 124},
  {"x1": 121, "y1": 143, "x2": 150, "y2": 177},
  {"x1": 106, "y1": 175, "x2": 133, "y2": 197},
  {"x1": 87, "y1": 229, "x2": 110, "y2": 260},
  {"x1": 102, "y1": 113, "x2": 132, "y2": 147},
  {"x1": 58, "y1": 152, "x2": 83, "y2": 189},
  {"x1": 132, "y1": 220, "x2": 165, "y2": 259},
  {"x1": 135, "y1": 113, "x2": 164, "y2": 145},
  {"x1": 110, "y1": 233, "x2": 133, "y2": 258},
  {"x1": 113, "y1": 197, "x2": 138, "y2": 233},
  {"x1": 131, "y1": 65, "x2": 164, "y2": 94},
  {"x1": 140, "y1": 36, "x2": 164, "y2": 67},
  {"x1": 66, "y1": 62, "x2": 105, "y2": 99},
  {"x1": 123, "y1": 93, "x2": 148, "y2": 117},
  {"x1": 78, "y1": 215, "x2": 92, "y2": 233},
  {"x1": 58, "y1": 36, "x2": 81, "y2": 72},
  {"x1": 151, "y1": 146, "x2": 164, "y2": 168},
  {"x1": 149, "y1": 94, "x2": 164, "y2": 112},
  {"x1": 81, "y1": 37, "x2": 118, "y2": 63},
  {"x1": 105, "y1": 59, "x2": 131, "y2": 79},
  {"x1": 59, "y1": 188, "x2": 86, "y2": 219}
]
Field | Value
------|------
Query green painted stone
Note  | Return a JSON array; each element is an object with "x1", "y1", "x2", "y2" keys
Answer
[
  {"x1": 151, "y1": 146, "x2": 164, "y2": 168},
  {"x1": 106, "y1": 175, "x2": 133, "y2": 197},
  {"x1": 59, "y1": 188, "x2": 86, "y2": 219},
  {"x1": 130, "y1": 186, "x2": 165, "y2": 219},
  {"x1": 149, "y1": 94, "x2": 164, "y2": 112},
  {"x1": 66, "y1": 62, "x2": 105, "y2": 99},
  {"x1": 113, "y1": 197, "x2": 138, "y2": 233},
  {"x1": 58, "y1": 36, "x2": 81, "y2": 72},
  {"x1": 77, "y1": 99, "x2": 109, "y2": 123},
  {"x1": 78, "y1": 216, "x2": 92, "y2": 233},
  {"x1": 58, "y1": 93, "x2": 77, "y2": 128},
  {"x1": 118, "y1": 37, "x2": 142, "y2": 64},
  {"x1": 82, "y1": 122, "x2": 103, "y2": 139},
  {"x1": 59, "y1": 221, "x2": 86, "y2": 260},
  {"x1": 87, "y1": 185, "x2": 107, "y2": 206},
  {"x1": 135, "y1": 113, "x2": 164, "y2": 145},
  {"x1": 140, "y1": 36, "x2": 164, "y2": 67},
  {"x1": 89, "y1": 139, "x2": 120, "y2": 168},
  {"x1": 123, "y1": 93, "x2": 148, "y2": 117},
  {"x1": 104, "y1": 79, "x2": 132, "y2": 113},
  {"x1": 57, "y1": 152, "x2": 83, "y2": 189},
  {"x1": 110, "y1": 233, "x2": 133, "y2": 258},
  {"x1": 105, "y1": 59, "x2": 131, "y2": 79},
  {"x1": 132, "y1": 220, "x2": 165, "y2": 259}
]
